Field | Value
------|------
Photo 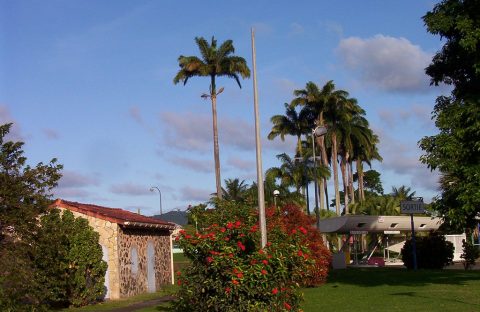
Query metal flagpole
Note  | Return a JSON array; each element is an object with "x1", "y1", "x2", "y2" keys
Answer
[{"x1": 251, "y1": 28, "x2": 267, "y2": 248}]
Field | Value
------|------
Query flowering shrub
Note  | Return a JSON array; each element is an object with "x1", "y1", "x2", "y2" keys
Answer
[
  {"x1": 266, "y1": 204, "x2": 331, "y2": 286},
  {"x1": 174, "y1": 201, "x2": 331, "y2": 311}
]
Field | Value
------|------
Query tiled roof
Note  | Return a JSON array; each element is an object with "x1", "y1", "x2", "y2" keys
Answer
[{"x1": 53, "y1": 199, "x2": 175, "y2": 230}]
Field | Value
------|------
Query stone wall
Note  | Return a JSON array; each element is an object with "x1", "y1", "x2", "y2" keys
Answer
[
  {"x1": 118, "y1": 227, "x2": 172, "y2": 298},
  {"x1": 56, "y1": 208, "x2": 121, "y2": 299}
]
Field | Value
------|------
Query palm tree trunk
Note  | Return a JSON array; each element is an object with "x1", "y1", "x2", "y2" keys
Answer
[
  {"x1": 356, "y1": 159, "x2": 364, "y2": 201},
  {"x1": 348, "y1": 159, "x2": 355, "y2": 204},
  {"x1": 317, "y1": 113, "x2": 330, "y2": 212},
  {"x1": 210, "y1": 77, "x2": 222, "y2": 199},
  {"x1": 296, "y1": 135, "x2": 302, "y2": 157},
  {"x1": 331, "y1": 132, "x2": 341, "y2": 215},
  {"x1": 340, "y1": 155, "x2": 349, "y2": 214}
]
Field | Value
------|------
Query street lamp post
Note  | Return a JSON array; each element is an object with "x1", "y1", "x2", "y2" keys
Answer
[
  {"x1": 273, "y1": 189, "x2": 280, "y2": 212},
  {"x1": 150, "y1": 186, "x2": 163, "y2": 216},
  {"x1": 312, "y1": 125, "x2": 327, "y2": 229}
]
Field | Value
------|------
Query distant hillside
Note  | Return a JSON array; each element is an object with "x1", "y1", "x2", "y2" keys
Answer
[{"x1": 152, "y1": 210, "x2": 188, "y2": 226}]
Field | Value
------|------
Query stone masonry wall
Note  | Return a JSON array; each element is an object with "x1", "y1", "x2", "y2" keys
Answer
[
  {"x1": 117, "y1": 227, "x2": 172, "y2": 298},
  {"x1": 56, "y1": 208, "x2": 121, "y2": 299}
]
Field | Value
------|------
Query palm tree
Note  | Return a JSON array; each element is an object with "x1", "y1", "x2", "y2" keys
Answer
[
  {"x1": 391, "y1": 185, "x2": 416, "y2": 201},
  {"x1": 174, "y1": 36, "x2": 251, "y2": 199},
  {"x1": 268, "y1": 103, "x2": 313, "y2": 156},
  {"x1": 221, "y1": 178, "x2": 249, "y2": 202},
  {"x1": 266, "y1": 153, "x2": 305, "y2": 193},
  {"x1": 290, "y1": 81, "x2": 332, "y2": 212},
  {"x1": 353, "y1": 134, "x2": 382, "y2": 202}
]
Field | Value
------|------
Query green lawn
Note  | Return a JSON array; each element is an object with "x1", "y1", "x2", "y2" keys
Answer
[
  {"x1": 64, "y1": 267, "x2": 480, "y2": 312},
  {"x1": 302, "y1": 268, "x2": 480, "y2": 312}
]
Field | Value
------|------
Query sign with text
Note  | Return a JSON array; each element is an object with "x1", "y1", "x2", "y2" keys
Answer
[
  {"x1": 400, "y1": 200, "x2": 425, "y2": 214},
  {"x1": 350, "y1": 230, "x2": 368, "y2": 235}
]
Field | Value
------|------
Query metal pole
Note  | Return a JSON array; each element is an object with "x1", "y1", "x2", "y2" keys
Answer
[
  {"x1": 410, "y1": 213, "x2": 417, "y2": 270},
  {"x1": 312, "y1": 133, "x2": 319, "y2": 228},
  {"x1": 251, "y1": 28, "x2": 267, "y2": 248},
  {"x1": 150, "y1": 186, "x2": 163, "y2": 216}
]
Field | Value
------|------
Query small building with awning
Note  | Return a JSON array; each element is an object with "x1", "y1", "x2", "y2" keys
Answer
[
  {"x1": 52, "y1": 199, "x2": 176, "y2": 299},
  {"x1": 318, "y1": 215, "x2": 443, "y2": 234}
]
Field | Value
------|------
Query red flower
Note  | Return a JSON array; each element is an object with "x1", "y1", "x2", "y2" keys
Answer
[
  {"x1": 297, "y1": 250, "x2": 304, "y2": 257},
  {"x1": 237, "y1": 241, "x2": 246, "y2": 251},
  {"x1": 298, "y1": 226, "x2": 307, "y2": 235},
  {"x1": 228, "y1": 253, "x2": 234, "y2": 258},
  {"x1": 220, "y1": 227, "x2": 226, "y2": 233},
  {"x1": 261, "y1": 269, "x2": 267, "y2": 275},
  {"x1": 206, "y1": 257, "x2": 214, "y2": 263},
  {"x1": 249, "y1": 225, "x2": 258, "y2": 232},
  {"x1": 225, "y1": 287, "x2": 231, "y2": 294},
  {"x1": 250, "y1": 259, "x2": 257, "y2": 265},
  {"x1": 272, "y1": 288, "x2": 278, "y2": 295},
  {"x1": 225, "y1": 237, "x2": 230, "y2": 242},
  {"x1": 226, "y1": 222, "x2": 234, "y2": 229},
  {"x1": 232, "y1": 279, "x2": 239, "y2": 285},
  {"x1": 235, "y1": 220, "x2": 242, "y2": 228},
  {"x1": 266, "y1": 242, "x2": 272, "y2": 247},
  {"x1": 176, "y1": 271, "x2": 181, "y2": 276},
  {"x1": 291, "y1": 229, "x2": 297, "y2": 234},
  {"x1": 259, "y1": 249, "x2": 264, "y2": 254},
  {"x1": 284, "y1": 302, "x2": 291, "y2": 310},
  {"x1": 237, "y1": 272, "x2": 243, "y2": 278},
  {"x1": 177, "y1": 279, "x2": 182, "y2": 285},
  {"x1": 262, "y1": 260, "x2": 269, "y2": 265}
]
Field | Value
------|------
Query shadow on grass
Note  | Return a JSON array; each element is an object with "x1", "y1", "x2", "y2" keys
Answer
[
  {"x1": 390, "y1": 290, "x2": 480, "y2": 308},
  {"x1": 325, "y1": 267, "x2": 480, "y2": 288}
]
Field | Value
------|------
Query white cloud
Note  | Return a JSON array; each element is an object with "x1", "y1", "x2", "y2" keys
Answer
[
  {"x1": 58, "y1": 170, "x2": 100, "y2": 188},
  {"x1": 288, "y1": 22, "x2": 304, "y2": 36},
  {"x1": 110, "y1": 182, "x2": 151, "y2": 195},
  {"x1": 337, "y1": 35, "x2": 432, "y2": 92},
  {"x1": 179, "y1": 186, "x2": 212, "y2": 202},
  {"x1": 43, "y1": 128, "x2": 60, "y2": 140},
  {"x1": 227, "y1": 157, "x2": 255, "y2": 171},
  {"x1": 160, "y1": 111, "x2": 255, "y2": 152},
  {"x1": 170, "y1": 156, "x2": 213, "y2": 173}
]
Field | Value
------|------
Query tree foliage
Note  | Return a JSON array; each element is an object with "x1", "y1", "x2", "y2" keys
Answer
[
  {"x1": 35, "y1": 209, "x2": 107, "y2": 308},
  {"x1": 0, "y1": 123, "x2": 62, "y2": 310},
  {"x1": 419, "y1": 0, "x2": 480, "y2": 230},
  {"x1": 0, "y1": 124, "x2": 106, "y2": 310},
  {"x1": 401, "y1": 232, "x2": 454, "y2": 269}
]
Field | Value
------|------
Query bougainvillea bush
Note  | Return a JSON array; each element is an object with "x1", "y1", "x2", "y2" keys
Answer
[{"x1": 173, "y1": 201, "x2": 331, "y2": 312}]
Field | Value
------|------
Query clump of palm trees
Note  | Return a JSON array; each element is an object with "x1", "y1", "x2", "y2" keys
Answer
[{"x1": 267, "y1": 81, "x2": 382, "y2": 216}]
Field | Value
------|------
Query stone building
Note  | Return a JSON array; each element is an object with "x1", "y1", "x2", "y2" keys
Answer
[{"x1": 52, "y1": 199, "x2": 175, "y2": 299}]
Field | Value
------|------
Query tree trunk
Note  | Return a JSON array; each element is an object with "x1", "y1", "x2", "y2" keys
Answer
[
  {"x1": 316, "y1": 113, "x2": 330, "y2": 213},
  {"x1": 296, "y1": 135, "x2": 302, "y2": 157},
  {"x1": 340, "y1": 154, "x2": 349, "y2": 214},
  {"x1": 348, "y1": 159, "x2": 355, "y2": 204},
  {"x1": 331, "y1": 132, "x2": 341, "y2": 215},
  {"x1": 210, "y1": 77, "x2": 222, "y2": 199},
  {"x1": 356, "y1": 159, "x2": 364, "y2": 201}
]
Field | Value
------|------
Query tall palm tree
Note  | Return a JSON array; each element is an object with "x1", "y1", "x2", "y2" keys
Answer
[
  {"x1": 323, "y1": 89, "x2": 352, "y2": 215},
  {"x1": 174, "y1": 36, "x2": 250, "y2": 199},
  {"x1": 268, "y1": 103, "x2": 313, "y2": 156},
  {"x1": 353, "y1": 134, "x2": 382, "y2": 202}
]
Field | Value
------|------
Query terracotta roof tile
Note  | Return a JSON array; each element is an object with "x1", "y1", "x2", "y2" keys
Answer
[{"x1": 53, "y1": 199, "x2": 175, "y2": 228}]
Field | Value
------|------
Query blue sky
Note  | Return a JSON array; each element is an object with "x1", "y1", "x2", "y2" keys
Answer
[{"x1": 1, "y1": 0, "x2": 445, "y2": 215}]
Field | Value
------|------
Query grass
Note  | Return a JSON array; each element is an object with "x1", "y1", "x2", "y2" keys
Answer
[
  {"x1": 302, "y1": 268, "x2": 480, "y2": 312},
  {"x1": 63, "y1": 266, "x2": 480, "y2": 312},
  {"x1": 61, "y1": 285, "x2": 177, "y2": 312}
]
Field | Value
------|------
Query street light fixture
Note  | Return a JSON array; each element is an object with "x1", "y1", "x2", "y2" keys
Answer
[
  {"x1": 273, "y1": 189, "x2": 280, "y2": 211},
  {"x1": 150, "y1": 186, "x2": 163, "y2": 216}
]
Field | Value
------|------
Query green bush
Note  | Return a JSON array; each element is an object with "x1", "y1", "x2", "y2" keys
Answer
[
  {"x1": 401, "y1": 232, "x2": 454, "y2": 269},
  {"x1": 34, "y1": 209, "x2": 107, "y2": 308},
  {"x1": 461, "y1": 239, "x2": 480, "y2": 270},
  {"x1": 174, "y1": 200, "x2": 330, "y2": 311}
]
